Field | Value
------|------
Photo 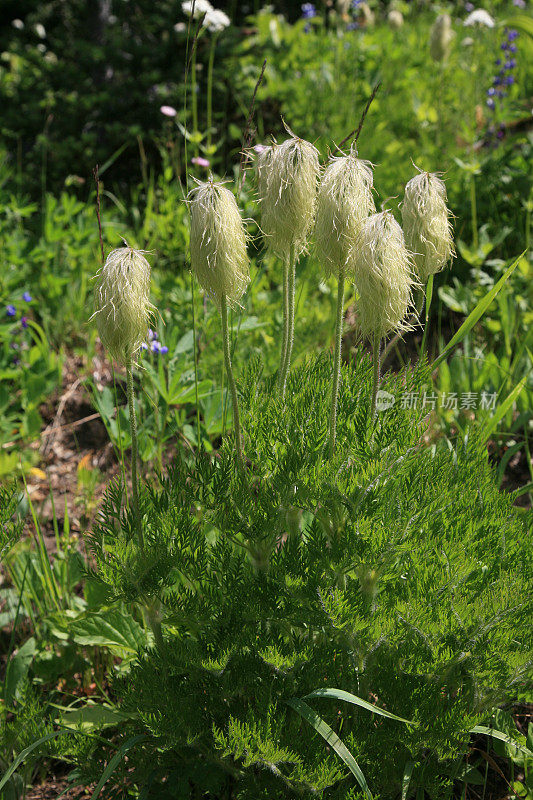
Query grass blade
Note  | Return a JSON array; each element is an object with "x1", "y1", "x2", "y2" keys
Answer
[
  {"x1": 287, "y1": 697, "x2": 373, "y2": 800},
  {"x1": 402, "y1": 760, "x2": 416, "y2": 800},
  {"x1": 470, "y1": 726, "x2": 533, "y2": 758},
  {"x1": 433, "y1": 253, "x2": 524, "y2": 369},
  {"x1": 89, "y1": 734, "x2": 146, "y2": 799},
  {"x1": 304, "y1": 688, "x2": 413, "y2": 724},
  {"x1": 481, "y1": 377, "x2": 526, "y2": 443},
  {"x1": 0, "y1": 730, "x2": 67, "y2": 791}
]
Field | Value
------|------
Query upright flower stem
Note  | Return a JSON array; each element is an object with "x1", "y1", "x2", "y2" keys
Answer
[
  {"x1": 125, "y1": 352, "x2": 143, "y2": 549},
  {"x1": 470, "y1": 174, "x2": 478, "y2": 252},
  {"x1": 329, "y1": 265, "x2": 345, "y2": 458},
  {"x1": 370, "y1": 333, "x2": 381, "y2": 420},
  {"x1": 278, "y1": 258, "x2": 289, "y2": 388},
  {"x1": 419, "y1": 274, "x2": 434, "y2": 359},
  {"x1": 191, "y1": 46, "x2": 199, "y2": 158},
  {"x1": 221, "y1": 294, "x2": 245, "y2": 473},
  {"x1": 280, "y1": 243, "x2": 296, "y2": 400}
]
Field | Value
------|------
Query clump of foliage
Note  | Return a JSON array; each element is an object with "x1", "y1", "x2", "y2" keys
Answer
[{"x1": 83, "y1": 353, "x2": 532, "y2": 799}]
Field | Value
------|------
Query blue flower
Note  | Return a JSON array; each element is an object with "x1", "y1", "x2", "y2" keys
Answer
[
  {"x1": 487, "y1": 87, "x2": 496, "y2": 96},
  {"x1": 140, "y1": 342, "x2": 149, "y2": 351},
  {"x1": 160, "y1": 345, "x2": 169, "y2": 354},
  {"x1": 500, "y1": 42, "x2": 508, "y2": 50},
  {"x1": 6, "y1": 305, "x2": 16, "y2": 317},
  {"x1": 486, "y1": 98, "x2": 496, "y2": 110},
  {"x1": 346, "y1": 21, "x2": 359, "y2": 30},
  {"x1": 148, "y1": 329, "x2": 157, "y2": 341},
  {"x1": 509, "y1": 43, "x2": 517, "y2": 52},
  {"x1": 21, "y1": 316, "x2": 28, "y2": 329},
  {"x1": 505, "y1": 58, "x2": 516, "y2": 69},
  {"x1": 22, "y1": 292, "x2": 32, "y2": 302},
  {"x1": 151, "y1": 341, "x2": 161, "y2": 353},
  {"x1": 507, "y1": 29, "x2": 518, "y2": 41},
  {"x1": 505, "y1": 75, "x2": 515, "y2": 85},
  {"x1": 495, "y1": 58, "x2": 501, "y2": 66},
  {"x1": 301, "y1": 3, "x2": 316, "y2": 19}
]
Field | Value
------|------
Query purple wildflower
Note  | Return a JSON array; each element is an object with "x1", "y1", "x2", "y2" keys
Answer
[
  {"x1": 6, "y1": 305, "x2": 16, "y2": 317},
  {"x1": 21, "y1": 316, "x2": 28, "y2": 329},
  {"x1": 301, "y1": 3, "x2": 316, "y2": 18},
  {"x1": 23, "y1": 292, "x2": 32, "y2": 302}
]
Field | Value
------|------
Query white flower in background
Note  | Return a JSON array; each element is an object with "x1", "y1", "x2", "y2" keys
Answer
[
  {"x1": 182, "y1": 0, "x2": 213, "y2": 18},
  {"x1": 34, "y1": 23, "x2": 46, "y2": 38},
  {"x1": 464, "y1": 9, "x2": 495, "y2": 27},
  {"x1": 462, "y1": 36, "x2": 474, "y2": 46},
  {"x1": 205, "y1": 8, "x2": 230, "y2": 32},
  {"x1": 12, "y1": 19, "x2": 24, "y2": 29},
  {"x1": 174, "y1": 22, "x2": 187, "y2": 32}
]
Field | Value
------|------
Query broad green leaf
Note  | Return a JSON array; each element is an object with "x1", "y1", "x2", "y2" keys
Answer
[
  {"x1": 4, "y1": 637, "x2": 36, "y2": 707},
  {"x1": 287, "y1": 697, "x2": 373, "y2": 800},
  {"x1": 71, "y1": 608, "x2": 147, "y2": 653},
  {"x1": 304, "y1": 688, "x2": 413, "y2": 724},
  {"x1": 433, "y1": 253, "x2": 524, "y2": 369},
  {"x1": 60, "y1": 703, "x2": 133, "y2": 731}
]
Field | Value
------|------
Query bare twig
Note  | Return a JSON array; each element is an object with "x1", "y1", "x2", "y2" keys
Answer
[
  {"x1": 92, "y1": 165, "x2": 105, "y2": 264},
  {"x1": 238, "y1": 58, "x2": 267, "y2": 192},
  {"x1": 336, "y1": 81, "x2": 381, "y2": 153}
]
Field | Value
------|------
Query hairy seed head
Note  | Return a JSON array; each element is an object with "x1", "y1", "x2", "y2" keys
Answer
[
  {"x1": 92, "y1": 246, "x2": 153, "y2": 364},
  {"x1": 430, "y1": 14, "x2": 453, "y2": 62},
  {"x1": 353, "y1": 211, "x2": 417, "y2": 340},
  {"x1": 257, "y1": 133, "x2": 320, "y2": 260},
  {"x1": 189, "y1": 179, "x2": 249, "y2": 306},
  {"x1": 315, "y1": 150, "x2": 375, "y2": 277},
  {"x1": 402, "y1": 171, "x2": 455, "y2": 283}
]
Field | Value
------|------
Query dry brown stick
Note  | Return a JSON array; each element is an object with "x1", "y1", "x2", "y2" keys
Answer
[
  {"x1": 336, "y1": 81, "x2": 381, "y2": 153},
  {"x1": 41, "y1": 378, "x2": 83, "y2": 455},
  {"x1": 92, "y1": 165, "x2": 105, "y2": 264},
  {"x1": 238, "y1": 58, "x2": 267, "y2": 192}
]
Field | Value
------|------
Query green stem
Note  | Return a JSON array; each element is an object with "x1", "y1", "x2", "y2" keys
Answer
[
  {"x1": 191, "y1": 271, "x2": 201, "y2": 448},
  {"x1": 206, "y1": 33, "x2": 218, "y2": 150},
  {"x1": 370, "y1": 333, "x2": 381, "y2": 420},
  {"x1": 280, "y1": 244, "x2": 296, "y2": 400},
  {"x1": 125, "y1": 353, "x2": 143, "y2": 549},
  {"x1": 419, "y1": 274, "x2": 433, "y2": 360},
  {"x1": 470, "y1": 174, "x2": 478, "y2": 252},
  {"x1": 221, "y1": 294, "x2": 245, "y2": 473},
  {"x1": 192, "y1": 46, "x2": 198, "y2": 157},
  {"x1": 278, "y1": 257, "x2": 289, "y2": 388},
  {"x1": 329, "y1": 266, "x2": 345, "y2": 458}
]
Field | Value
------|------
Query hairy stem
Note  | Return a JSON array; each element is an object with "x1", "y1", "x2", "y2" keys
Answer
[
  {"x1": 329, "y1": 265, "x2": 345, "y2": 458},
  {"x1": 280, "y1": 243, "x2": 296, "y2": 400},
  {"x1": 370, "y1": 333, "x2": 381, "y2": 420},
  {"x1": 125, "y1": 352, "x2": 143, "y2": 549},
  {"x1": 221, "y1": 294, "x2": 245, "y2": 473},
  {"x1": 278, "y1": 257, "x2": 289, "y2": 388},
  {"x1": 419, "y1": 274, "x2": 433, "y2": 360},
  {"x1": 206, "y1": 33, "x2": 218, "y2": 150}
]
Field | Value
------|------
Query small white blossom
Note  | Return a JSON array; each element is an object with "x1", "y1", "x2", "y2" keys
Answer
[
  {"x1": 464, "y1": 9, "x2": 495, "y2": 27},
  {"x1": 182, "y1": 0, "x2": 213, "y2": 18},
  {"x1": 34, "y1": 23, "x2": 46, "y2": 38},
  {"x1": 205, "y1": 8, "x2": 230, "y2": 32}
]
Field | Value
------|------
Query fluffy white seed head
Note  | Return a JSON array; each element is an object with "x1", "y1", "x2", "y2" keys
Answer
[
  {"x1": 256, "y1": 133, "x2": 320, "y2": 260},
  {"x1": 388, "y1": 10, "x2": 404, "y2": 28},
  {"x1": 352, "y1": 211, "x2": 417, "y2": 340},
  {"x1": 93, "y1": 246, "x2": 153, "y2": 364},
  {"x1": 189, "y1": 179, "x2": 249, "y2": 306},
  {"x1": 402, "y1": 171, "x2": 455, "y2": 283},
  {"x1": 430, "y1": 14, "x2": 453, "y2": 62},
  {"x1": 315, "y1": 150, "x2": 375, "y2": 278}
]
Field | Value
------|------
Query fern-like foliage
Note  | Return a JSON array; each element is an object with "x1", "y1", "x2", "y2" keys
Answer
[{"x1": 83, "y1": 352, "x2": 532, "y2": 799}]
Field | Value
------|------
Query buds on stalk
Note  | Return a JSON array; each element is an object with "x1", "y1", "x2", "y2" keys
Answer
[
  {"x1": 93, "y1": 246, "x2": 153, "y2": 363},
  {"x1": 316, "y1": 150, "x2": 375, "y2": 277},
  {"x1": 188, "y1": 179, "x2": 249, "y2": 305},
  {"x1": 402, "y1": 171, "x2": 455, "y2": 283},
  {"x1": 256, "y1": 132, "x2": 320, "y2": 260},
  {"x1": 353, "y1": 211, "x2": 417, "y2": 340}
]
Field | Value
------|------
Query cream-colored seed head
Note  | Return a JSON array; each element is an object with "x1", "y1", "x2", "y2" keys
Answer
[
  {"x1": 257, "y1": 134, "x2": 320, "y2": 260},
  {"x1": 353, "y1": 211, "x2": 417, "y2": 340},
  {"x1": 402, "y1": 171, "x2": 455, "y2": 283},
  {"x1": 388, "y1": 10, "x2": 404, "y2": 29},
  {"x1": 189, "y1": 179, "x2": 249, "y2": 306},
  {"x1": 430, "y1": 14, "x2": 453, "y2": 62},
  {"x1": 316, "y1": 150, "x2": 375, "y2": 278},
  {"x1": 93, "y1": 246, "x2": 153, "y2": 364}
]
